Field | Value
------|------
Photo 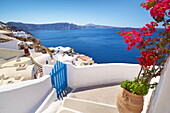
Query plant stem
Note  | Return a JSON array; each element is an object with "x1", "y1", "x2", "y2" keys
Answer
[
  {"x1": 155, "y1": 53, "x2": 169, "y2": 72},
  {"x1": 137, "y1": 66, "x2": 143, "y2": 83}
]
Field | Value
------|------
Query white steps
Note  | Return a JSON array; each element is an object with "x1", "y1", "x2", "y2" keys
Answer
[
  {"x1": 57, "y1": 106, "x2": 82, "y2": 113},
  {"x1": 69, "y1": 85, "x2": 121, "y2": 106},
  {"x1": 62, "y1": 98, "x2": 118, "y2": 113},
  {"x1": 42, "y1": 85, "x2": 120, "y2": 113}
]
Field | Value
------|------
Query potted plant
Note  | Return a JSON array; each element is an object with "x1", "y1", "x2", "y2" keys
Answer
[{"x1": 116, "y1": 0, "x2": 170, "y2": 113}]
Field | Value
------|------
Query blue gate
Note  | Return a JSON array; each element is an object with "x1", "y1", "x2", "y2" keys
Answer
[{"x1": 50, "y1": 61, "x2": 67, "y2": 99}]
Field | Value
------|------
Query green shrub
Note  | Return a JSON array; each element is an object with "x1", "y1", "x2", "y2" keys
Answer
[
  {"x1": 121, "y1": 79, "x2": 150, "y2": 96},
  {"x1": 50, "y1": 49, "x2": 55, "y2": 53}
]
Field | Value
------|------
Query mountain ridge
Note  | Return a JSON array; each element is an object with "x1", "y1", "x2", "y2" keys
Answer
[
  {"x1": 6, "y1": 22, "x2": 126, "y2": 31},
  {"x1": 7, "y1": 22, "x2": 81, "y2": 31},
  {"x1": 6, "y1": 22, "x2": 164, "y2": 31}
]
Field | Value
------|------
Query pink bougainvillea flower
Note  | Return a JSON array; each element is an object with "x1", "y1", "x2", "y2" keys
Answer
[
  {"x1": 150, "y1": 21, "x2": 158, "y2": 26},
  {"x1": 151, "y1": 0, "x2": 170, "y2": 19},
  {"x1": 147, "y1": 37, "x2": 152, "y2": 42},
  {"x1": 124, "y1": 40, "x2": 129, "y2": 44},
  {"x1": 140, "y1": 27, "x2": 148, "y2": 32},
  {"x1": 142, "y1": 0, "x2": 170, "y2": 21},
  {"x1": 146, "y1": 0, "x2": 152, "y2": 2},
  {"x1": 143, "y1": 32, "x2": 152, "y2": 36},
  {"x1": 127, "y1": 46, "x2": 132, "y2": 50},
  {"x1": 166, "y1": 25, "x2": 170, "y2": 32},
  {"x1": 137, "y1": 51, "x2": 158, "y2": 67},
  {"x1": 163, "y1": 49, "x2": 167, "y2": 54},
  {"x1": 141, "y1": 4, "x2": 150, "y2": 10}
]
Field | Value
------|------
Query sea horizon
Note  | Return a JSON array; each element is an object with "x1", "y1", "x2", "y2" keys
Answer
[
  {"x1": 29, "y1": 28, "x2": 140, "y2": 64},
  {"x1": 29, "y1": 28, "x2": 164, "y2": 64}
]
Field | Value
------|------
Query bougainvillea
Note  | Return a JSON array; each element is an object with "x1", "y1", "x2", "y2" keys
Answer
[
  {"x1": 141, "y1": 0, "x2": 170, "y2": 22},
  {"x1": 136, "y1": 51, "x2": 158, "y2": 67},
  {"x1": 118, "y1": 0, "x2": 170, "y2": 92},
  {"x1": 166, "y1": 25, "x2": 170, "y2": 32}
]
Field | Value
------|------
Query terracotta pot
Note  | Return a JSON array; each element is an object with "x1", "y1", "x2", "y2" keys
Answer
[{"x1": 116, "y1": 88, "x2": 144, "y2": 113}]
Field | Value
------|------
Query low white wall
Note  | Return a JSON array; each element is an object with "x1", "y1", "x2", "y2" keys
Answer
[
  {"x1": 0, "y1": 48, "x2": 24, "y2": 59},
  {"x1": 43, "y1": 63, "x2": 141, "y2": 89},
  {"x1": 35, "y1": 88, "x2": 57, "y2": 113},
  {"x1": 0, "y1": 40, "x2": 19, "y2": 50},
  {"x1": 67, "y1": 63, "x2": 140, "y2": 89},
  {"x1": 0, "y1": 75, "x2": 56, "y2": 113}
]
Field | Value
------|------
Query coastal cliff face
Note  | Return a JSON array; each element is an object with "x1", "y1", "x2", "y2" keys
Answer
[
  {"x1": 6, "y1": 21, "x2": 162, "y2": 31},
  {"x1": 6, "y1": 22, "x2": 116, "y2": 31},
  {"x1": 7, "y1": 22, "x2": 82, "y2": 31},
  {"x1": 0, "y1": 21, "x2": 41, "y2": 44},
  {"x1": 0, "y1": 21, "x2": 31, "y2": 34}
]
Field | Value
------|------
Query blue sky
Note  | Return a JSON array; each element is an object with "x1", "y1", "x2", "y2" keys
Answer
[{"x1": 0, "y1": 0, "x2": 154, "y2": 27}]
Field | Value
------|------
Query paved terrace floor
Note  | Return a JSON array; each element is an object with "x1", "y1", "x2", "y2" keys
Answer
[
  {"x1": 43, "y1": 83, "x2": 122, "y2": 113},
  {"x1": 1, "y1": 57, "x2": 31, "y2": 67},
  {"x1": 70, "y1": 83, "x2": 121, "y2": 106},
  {"x1": 43, "y1": 81, "x2": 153, "y2": 113}
]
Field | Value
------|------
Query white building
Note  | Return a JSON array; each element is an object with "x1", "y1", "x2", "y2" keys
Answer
[
  {"x1": 0, "y1": 23, "x2": 7, "y2": 28},
  {"x1": 49, "y1": 46, "x2": 72, "y2": 54},
  {"x1": 0, "y1": 30, "x2": 24, "y2": 50},
  {"x1": 49, "y1": 46, "x2": 94, "y2": 66},
  {"x1": 12, "y1": 31, "x2": 31, "y2": 38}
]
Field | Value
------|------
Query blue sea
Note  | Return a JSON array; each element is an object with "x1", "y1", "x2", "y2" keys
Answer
[{"x1": 29, "y1": 28, "x2": 163, "y2": 64}]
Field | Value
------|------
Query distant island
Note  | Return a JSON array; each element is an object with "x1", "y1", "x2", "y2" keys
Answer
[
  {"x1": 5, "y1": 21, "x2": 164, "y2": 31},
  {"x1": 6, "y1": 22, "x2": 128, "y2": 31}
]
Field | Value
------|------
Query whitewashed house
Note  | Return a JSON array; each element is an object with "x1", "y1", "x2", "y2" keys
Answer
[
  {"x1": 0, "y1": 23, "x2": 7, "y2": 28},
  {"x1": 12, "y1": 31, "x2": 31, "y2": 38},
  {"x1": 0, "y1": 30, "x2": 23, "y2": 50}
]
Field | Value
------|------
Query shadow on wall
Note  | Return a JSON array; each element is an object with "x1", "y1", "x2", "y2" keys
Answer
[{"x1": 0, "y1": 48, "x2": 24, "y2": 60}]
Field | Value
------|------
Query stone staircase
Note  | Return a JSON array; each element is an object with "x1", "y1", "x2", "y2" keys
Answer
[
  {"x1": 58, "y1": 98, "x2": 118, "y2": 113},
  {"x1": 43, "y1": 85, "x2": 121, "y2": 113},
  {"x1": 30, "y1": 56, "x2": 43, "y2": 73}
]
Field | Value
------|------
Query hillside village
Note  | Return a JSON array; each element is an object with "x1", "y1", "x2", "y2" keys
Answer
[{"x1": 0, "y1": 21, "x2": 95, "y2": 85}]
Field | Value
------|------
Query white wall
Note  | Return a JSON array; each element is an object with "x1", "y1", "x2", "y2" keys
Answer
[
  {"x1": 0, "y1": 40, "x2": 19, "y2": 50},
  {"x1": 148, "y1": 56, "x2": 170, "y2": 113},
  {"x1": 0, "y1": 75, "x2": 57, "y2": 113},
  {"x1": 35, "y1": 88, "x2": 57, "y2": 113},
  {"x1": 67, "y1": 63, "x2": 140, "y2": 89},
  {"x1": 43, "y1": 65, "x2": 54, "y2": 75},
  {"x1": 0, "y1": 65, "x2": 36, "y2": 80},
  {"x1": 0, "y1": 48, "x2": 24, "y2": 59},
  {"x1": 34, "y1": 54, "x2": 52, "y2": 65},
  {"x1": 43, "y1": 63, "x2": 140, "y2": 89}
]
